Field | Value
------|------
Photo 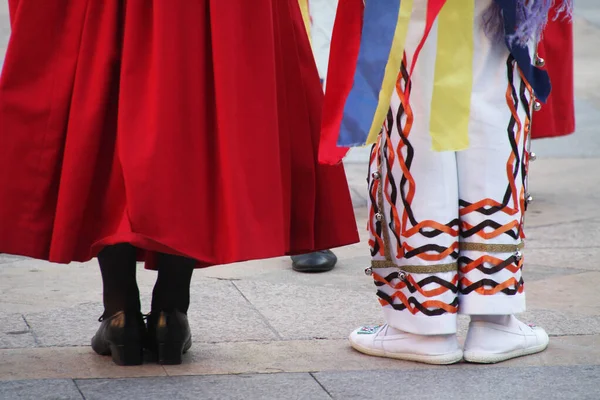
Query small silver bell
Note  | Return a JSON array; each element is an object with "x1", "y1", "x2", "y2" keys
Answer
[
  {"x1": 526, "y1": 194, "x2": 533, "y2": 204},
  {"x1": 535, "y1": 56, "x2": 545, "y2": 67},
  {"x1": 514, "y1": 251, "x2": 523, "y2": 261},
  {"x1": 533, "y1": 101, "x2": 542, "y2": 112},
  {"x1": 371, "y1": 171, "x2": 381, "y2": 180},
  {"x1": 364, "y1": 267, "x2": 373, "y2": 276},
  {"x1": 375, "y1": 213, "x2": 383, "y2": 221},
  {"x1": 398, "y1": 271, "x2": 407, "y2": 281},
  {"x1": 529, "y1": 152, "x2": 537, "y2": 161}
]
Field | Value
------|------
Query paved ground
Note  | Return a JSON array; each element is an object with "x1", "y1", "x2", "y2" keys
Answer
[{"x1": 1, "y1": 2, "x2": 600, "y2": 400}]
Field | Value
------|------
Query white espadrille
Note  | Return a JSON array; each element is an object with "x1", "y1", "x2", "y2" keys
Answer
[
  {"x1": 463, "y1": 317, "x2": 549, "y2": 364},
  {"x1": 349, "y1": 324, "x2": 463, "y2": 365}
]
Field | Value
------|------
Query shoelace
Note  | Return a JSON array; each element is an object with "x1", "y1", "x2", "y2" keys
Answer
[{"x1": 97, "y1": 311, "x2": 149, "y2": 323}]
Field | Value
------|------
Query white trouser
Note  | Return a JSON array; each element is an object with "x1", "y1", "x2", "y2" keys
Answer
[
  {"x1": 308, "y1": 0, "x2": 338, "y2": 80},
  {"x1": 368, "y1": 0, "x2": 535, "y2": 335}
]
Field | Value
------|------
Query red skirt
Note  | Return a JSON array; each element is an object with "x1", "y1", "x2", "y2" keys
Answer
[
  {"x1": 531, "y1": 7, "x2": 576, "y2": 139},
  {"x1": 0, "y1": 0, "x2": 358, "y2": 268}
]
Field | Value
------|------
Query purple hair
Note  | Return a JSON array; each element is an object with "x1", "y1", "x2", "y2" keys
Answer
[{"x1": 483, "y1": 0, "x2": 573, "y2": 45}]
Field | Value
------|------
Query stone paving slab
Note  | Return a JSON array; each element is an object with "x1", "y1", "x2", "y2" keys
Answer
[
  {"x1": 573, "y1": 17, "x2": 600, "y2": 108},
  {"x1": 527, "y1": 218, "x2": 600, "y2": 250},
  {"x1": 526, "y1": 271, "x2": 600, "y2": 317},
  {"x1": 526, "y1": 159, "x2": 600, "y2": 228},
  {"x1": 0, "y1": 379, "x2": 83, "y2": 400},
  {"x1": 532, "y1": 100, "x2": 600, "y2": 158},
  {"x1": 519, "y1": 309, "x2": 600, "y2": 336},
  {"x1": 0, "y1": 347, "x2": 167, "y2": 381},
  {"x1": 233, "y1": 279, "x2": 380, "y2": 340},
  {"x1": 343, "y1": 163, "x2": 368, "y2": 206},
  {"x1": 75, "y1": 374, "x2": 330, "y2": 400},
  {"x1": 3, "y1": 271, "x2": 597, "y2": 350},
  {"x1": 0, "y1": 254, "x2": 23, "y2": 264},
  {"x1": 522, "y1": 263, "x2": 589, "y2": 282},
  {"x1": 4, "y1": 364, "x2": 600, "y2": 400},
  {"x1": 0, "y1": 260, "x2": 103, "y2": 314},
  {"x1": 460, "y1": 334, "x2": 600, "y2": 369},
  {"x1": 577, "y1": 0, "x2": 600, "y2": 27},
  {"x1": 2, "y1": 335, "x2": 599, "y2": 381},
  {"x1": 18, "y1": 278, "x2": 281, "y2": 347},
  {"x1": 197, "y1": 253, "x2": 374, "y2": 291},
  {"x1": 314, "y1": 365, "x2": 600, "y2": 400},
  {"x1": 526, "y1": 248, "x2": 600, "y2": 272},
  {"x1": 0, "y1": 313, "x2": 36, "y2": 349},
  {"x1": 186, "y1": 278, "x2": 281, "y2": 343},
  {"x1": 0, "y1": 11, "x2": 8, "y2": 42},
  {"x1": 23, "y1": 303, "x2": 104, "y2": 347},
  {"x1": 163, "y1": 339, "x2": 434, "y2": 377}
]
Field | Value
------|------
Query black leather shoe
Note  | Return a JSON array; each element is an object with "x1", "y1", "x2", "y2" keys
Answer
[
  {"x1": 291, "y1": 250, "x2": 337, "y2": 272},
  {"x1": 146, "y1": 310, "x2": 192, "y2": 365},
  {"x1": 91, "y1": 311, "x2": 145, "y2": 366}
]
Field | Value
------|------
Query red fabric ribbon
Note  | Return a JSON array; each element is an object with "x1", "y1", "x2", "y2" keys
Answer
[
  {"x1": 318, "y1": 0, "x2": 364, "y2": 164},
  {"x1": 406, "y1": 0, "x2": 447, "y2": 100}
]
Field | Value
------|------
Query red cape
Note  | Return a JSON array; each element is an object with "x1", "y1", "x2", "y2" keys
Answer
[
  {"x1": 531, "y1": 6, "x2": 575, "y2": 139},
  {"x1": 0, "y1": 0, "x2": 358, "y2": 267}
]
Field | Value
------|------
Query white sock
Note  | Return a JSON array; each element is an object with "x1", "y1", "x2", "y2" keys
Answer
[
  {"x1": 386, "y1": 325, "x2": 408, "y2": 335},
  {"x1": 470, "y1": 315, "x2": 518, "y2": 327},
  {"x1": 386, "y1": 324, "x2": 455, "y2": 337}
]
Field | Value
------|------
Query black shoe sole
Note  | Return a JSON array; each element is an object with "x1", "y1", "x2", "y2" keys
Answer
[
  {"x1": 291, "y1": 251, "x2": 337, "y2": 273},
  {"x1": 292, "y1": 262, "x2": 336, "y2": 273},
  {"x1": 109, "y1": 342, "x2": 144, "y2": 366},
  {"x1": 156, "y1": 338, "x2": 191, "y2": 365},
  {"x1": 91, "y1": 311, "x2": 145, "y2": 366}
]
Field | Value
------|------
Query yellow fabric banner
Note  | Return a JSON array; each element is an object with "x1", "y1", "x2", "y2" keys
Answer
[
  {"x1": 365, "y1": 0, "x2": 415, "y2": 146},
  {"x1": 429, "y1": 0, "x2": 475, "y2": 151},
  {"x1": 298, "y1": 0, "x2": 312, "y2": 44}
]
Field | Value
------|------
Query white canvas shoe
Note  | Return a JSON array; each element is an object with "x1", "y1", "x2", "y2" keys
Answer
[
  {"x1": 463, "y1": 317, "x2": 549, "y2": 364},
  {"x1": 349, "y1": 324, "x2": 463, "y2": 365}
]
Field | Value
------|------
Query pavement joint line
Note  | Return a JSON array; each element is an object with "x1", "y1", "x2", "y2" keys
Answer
[
  {"x1": 20, "y1": 314, "x2": 40, "y2": 346},
  {"x1": 574, "y1": 14, "x2": 600, "y2": 29},
  {"x1": 34, "y1": 360, "x2": 600, "y2": 379},
  {"x1": 526, "y1": 245, "x2": 600, "y2": 250},
  {"x1": 527, "y1": 216, "x2": 600, "y2": 230},
  {"x1": 160, "y1": 365, "x2": 169, "y2": 377},
  {"x1": 230, "y1": 280, "x2": 284, "y2": 341},
  {"x1": 521, "y1": 266, "x2": 592, "y2": 276},
  {"x1": 72, "y1": 379, "x2": 86, "y2": 400},
  {"x1": 350, "y1": 188, "x2": 368, "y2": 200},
  {"x1": 550, "y1": 333, "x2": 600, "y2": 338},
  {"x1": 522, "y1": 262, "x2": 588, "y2": 268},
  {"x1": 309, "y1": 372, "x2": 334, "y2": 399},
  {"x1": 530, "y1": 155, "x2": 600, "y2": 159},
  {"x1": 2, "y1": 333, "x2": 599, "y2": 351},
  {"x1": 0, "y1": 338, "x2": 355, "y2": 351}
]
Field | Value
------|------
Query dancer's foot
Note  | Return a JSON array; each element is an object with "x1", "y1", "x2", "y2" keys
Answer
[
  {"x1": 463, "y1": 315, "x2": 549, "y2": 364},
  {"x1": 91, "y1": 311, "x2": 145, "y2": 366},
  {"x1": 291, "y1": 250, "x2": 337, "y2": 272},
  {"x1": 146, "y1": 309, "x2": 192, "y2": 365},
  {"x1": 349, "y1": 324, "x2": 463, "y2": 365}
]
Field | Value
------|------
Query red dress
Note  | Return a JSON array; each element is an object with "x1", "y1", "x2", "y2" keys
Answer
[
  {"x1": 0, "y1": 0, "x2": 358, "y2": 268},
  {"x1": 531, "y1": 7, "x2": 576, "y2": 139}
]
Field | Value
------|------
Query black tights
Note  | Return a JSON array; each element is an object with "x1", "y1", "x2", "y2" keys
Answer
[
  {"x1": 151, "y1": 252, "x2": 195, "y2": 314},
  {"x1": 98, "y1": 243, "x2": 195, "y2": 317}
]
